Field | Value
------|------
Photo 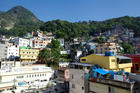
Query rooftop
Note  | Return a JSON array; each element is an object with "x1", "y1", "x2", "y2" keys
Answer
[
  {"x1": 70, "y1": 62, "x2": 93, "y2": 67},
  {"x1": 96, "y1": 54, "x2": 131, "y2": 59}
]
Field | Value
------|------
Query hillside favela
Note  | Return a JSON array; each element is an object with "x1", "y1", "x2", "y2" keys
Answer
[{"x1": 0, "y1": 0, "x2": 140, "y2": 93}]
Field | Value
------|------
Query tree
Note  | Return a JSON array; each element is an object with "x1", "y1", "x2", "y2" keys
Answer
[
  {"x1": 38, "y1": 48, "x2": 52, "y2": 66},
  {"x1": 38, "y1": 39, "x2": 61, "y2": 67},
  {"x1": 121, "y1": 43, "x2": 134, "y2": 54},
  {"x1": 94, "y1": 37, "x2": 106, "y2": 43},
  {"x1": 49, "y1": 39, "x2": 61, "y2": 66}
]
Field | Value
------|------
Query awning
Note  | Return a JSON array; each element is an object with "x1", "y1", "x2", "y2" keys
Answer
[{"x1": 93, "y1": 68, "x2": 109, "y2": 75}]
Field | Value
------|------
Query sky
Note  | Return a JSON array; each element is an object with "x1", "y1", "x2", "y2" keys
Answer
[{"x1": 0, "y1": 0, "x2": 140, "y2": 22}]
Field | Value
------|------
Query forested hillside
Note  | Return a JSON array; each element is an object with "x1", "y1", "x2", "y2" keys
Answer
[
  {"x1": 0, "y1": 6, "x2": 43, "y2": 37},
  {"x1": 40, "y1": 16, "x2": 140, "y2": 40},
  {"x1": 0, "y1": 6, "x2": 140, "y2": 39}
]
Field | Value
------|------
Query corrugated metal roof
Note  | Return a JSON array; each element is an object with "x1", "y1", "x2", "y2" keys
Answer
[
  {"x1": 70, "y1": 62, "x2": 93, "y2": 66},
  {"x1": 116, "y1": 55, "x2": 131, "y2": 59}
]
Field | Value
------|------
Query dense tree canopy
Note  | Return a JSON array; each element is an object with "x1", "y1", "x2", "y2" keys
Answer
[
  {"x1": 38, "y1": 39, "x2": 61, "y2": 67},
  {"x1": 1, "y1": 16, "x2": 140, "y2": 40},
  {"x1": 121, "y1": 43, "x2": 134, "y2": 54},
  {"x1": 40, "y1": 16, "x2": 140, "y2": 41},
  {"x1": 94, "y1": 37, "x2": 106, "y2": 43}
]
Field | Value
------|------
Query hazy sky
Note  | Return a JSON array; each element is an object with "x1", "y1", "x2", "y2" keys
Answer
[{"x1": 0, "y1": 0, "x2": 140, "y2": 22}]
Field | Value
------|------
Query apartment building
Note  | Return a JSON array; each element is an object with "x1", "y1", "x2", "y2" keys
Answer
[
  {"x1": 11, "y1": 37, "x2": 30, "y2": 47},
  {"x1": 0, "y1": 61, "x2": 54, "y2": 92},
  {"x1": 32, "y1": 37, "x2": 50, "y2": 48},
  {"x1": 19, "y1": 47, "x2": 39, "y2": 62},
  {"x1": 80, "y1": 52, "x2": 132, "y2": 72},
  {"x1": 94, "y1": 43, "x2": 117, "y2": 55},
  {"x1": 7, "y1": 44, "x2": 19, "y2": 59},
  {"x1": 0, "y1": 40, "x2": 8, "y2": 60}
]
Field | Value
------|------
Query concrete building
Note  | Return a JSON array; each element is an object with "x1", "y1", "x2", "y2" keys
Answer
[
  {"x1": 46, "y1": 32, "x2": 54, "y2": 41},
  {"x1": 0, "y1": 62, "x2": 54, "y2": 92},
  {"x1": 7, "y1": 44, "x2": 19, "y2": 59},
  {"x1": 19, "y1": 47, "x2": 39, "y2": 62},
  {"x1": 94, "y1": 43, "x2": 117, "y2": 55},
  {"x1": 32, "y1": 37, "x2": 50, "y2": 48},
  {"x1": 124, "y1": 54, "x2": 140, "y2": 73},
  {"x1": 0, "y1": 61, "x2": 16, "y2": 71},
  {"x1": 0, "y1": 40, "x2": 8, "y2": 60},
  {"x1": 80, "y1": 53, "x2": 132, "y2": 72},
  {"x1": 12, "y1": 37, "x2": 30, "y2": 47},
  {"x1": 68, "y1": 63, "x2": 92, "y2": 93},
  {"x1": 89, "y1": 78, "x2": 136, "y2": 93},
  {"x1": 69, "y1": 69, "x2": 85, "y2": 93},
  {"x1": 87, "y1": 64, "x2": 140, "y2": 93}
]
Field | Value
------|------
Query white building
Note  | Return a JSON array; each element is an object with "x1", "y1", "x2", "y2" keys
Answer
[
  {"x1": 7, "y1": 45, "x2": 19, "y2": 59},
  {"x1": 0, "y1": 40, "x2": 8, "y2": 61},
  {"x1": 0, "y1": 62, "x2": 54, "y2": 92},
  {"x1": 12, "y1": 37, "x2": 30, "y2": 47}
]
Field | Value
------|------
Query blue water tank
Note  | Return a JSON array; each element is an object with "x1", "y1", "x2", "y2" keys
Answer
[
  {"x1": 18, "y1": 83, "x2": 25, "y2": 85},
  {"x1": 90, "y1": 45, "x2": 94, "y2": 50},
  {"x1": 105, "y1": 51, "x2": 114, "y2": 56}
]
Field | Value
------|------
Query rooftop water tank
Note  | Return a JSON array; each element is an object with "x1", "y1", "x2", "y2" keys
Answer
[{"x1": 105, "y1": 51, "x2": 114, "y2": 56}]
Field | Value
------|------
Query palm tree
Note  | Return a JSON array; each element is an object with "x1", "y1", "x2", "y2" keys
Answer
[{"x1": 38, "y1": 48, "x2": 52, "y2": 66}]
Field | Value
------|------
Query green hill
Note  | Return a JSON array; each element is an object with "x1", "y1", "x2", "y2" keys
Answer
[
  {"x1": 0, "y1": 6, "x2": 43, "y2": 37},
  {"x1": 0, "y1": 6, "x2": 140, "y2": 39},
  {"x1": 40, "y1": 16, "x2": 140, "y2": 40}
]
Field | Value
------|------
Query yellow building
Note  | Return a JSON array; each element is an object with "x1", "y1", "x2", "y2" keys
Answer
[
  {"x1": 80, "y1": 54, "x2": 132, "y2": 72},
  {"x1": 19, "y1": 47, "x2": 40, "y2": 62}
]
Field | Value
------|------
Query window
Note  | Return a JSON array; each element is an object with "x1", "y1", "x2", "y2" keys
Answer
[
  {"x1": 82, "y1": 86, "x2": 84, "y2": 90},
  {"x1": 17, "y1": 76, "x2": 24, "y2": 78},
  {"x1": 113, "y1": 48, "x2": 116, "y2": 50},
  {"x1": 81, "y1": 59, "x2": 86, "y2": 61},
  {"x1": 112, "y1": 59, "x2": 115, "y2": 62},
  {"x1": 119, "y1": 59, "x2": 131, "y2": 64},
  {"x1": 135, "y1": 64, "x2": 139, "y2": 70},
  {"x1": 72, "y1": 75, "x2": 74, "y2": 79},
  {"x1": 105, "y1": 48, "x2": 107, "y2": 50},
  {"x1": 109, "y1": 48, "x2": 112, "y2": 50},
  {"x1": 72, "y1": 84, "x2": 75, "y2": 88}
]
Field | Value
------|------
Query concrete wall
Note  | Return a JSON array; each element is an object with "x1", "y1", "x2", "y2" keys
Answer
[
  {"x1": 0, "y1": 41, "x2": 8, "y2": 60},
  {"x1": 89, "y1": 82, "x2": 131, "y2": 93},
  {"x1": 69, "y1": 69, "x2": 85, "y2": 93}
]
